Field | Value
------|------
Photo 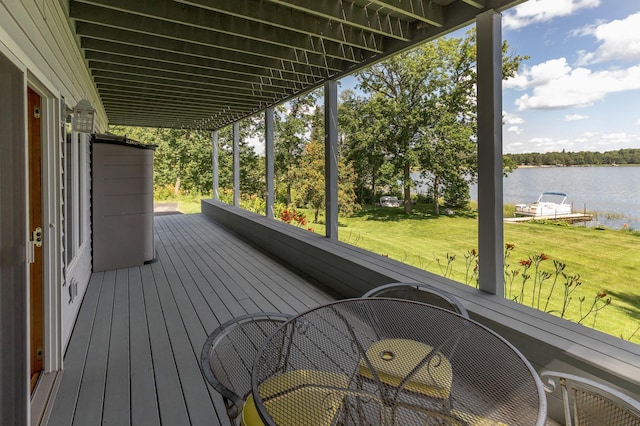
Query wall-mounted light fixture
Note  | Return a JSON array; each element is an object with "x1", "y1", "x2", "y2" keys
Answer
[{"x1": 72, "y1": 99, "x2": 96, "y2": 133}]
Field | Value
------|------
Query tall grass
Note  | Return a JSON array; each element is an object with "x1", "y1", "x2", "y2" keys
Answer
[{"x1": 305, "y1": 203, "x2": 640, "y2": 344}]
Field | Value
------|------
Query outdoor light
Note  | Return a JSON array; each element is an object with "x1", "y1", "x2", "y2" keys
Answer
[{"x1": 72, "y1": 99, "x2": 96, "y2": 133}]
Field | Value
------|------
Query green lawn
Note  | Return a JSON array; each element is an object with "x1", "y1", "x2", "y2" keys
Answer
[
  {"x1": 293, "y1": 203, "x2": 640, "y2": 344},
  {"x1": 163, "y1": 197, "x2": 640, "y2": 344}
]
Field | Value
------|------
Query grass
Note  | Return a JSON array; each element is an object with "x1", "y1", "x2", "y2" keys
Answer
[
  {"x1": 155, "y1": 194, "x2": 206, "y2": 214},
  {"x1": 297, "y1": 203, "x2": 640, "y2": 344},
  {"x1": 159, "y1": 195, "x2": 640, "y2": 344}
]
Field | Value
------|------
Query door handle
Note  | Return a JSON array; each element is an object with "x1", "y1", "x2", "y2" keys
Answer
[{"x1": 32, "y1": 226, "x2": 43, "y2": 248}]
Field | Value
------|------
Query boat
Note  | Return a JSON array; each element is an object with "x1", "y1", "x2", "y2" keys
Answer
[
  {"x1": 379, "y1": 196, "x2": 401, "y2": 207},
  {"x1": 514, "y1": 192, "x2": 572, "y2": 217}
]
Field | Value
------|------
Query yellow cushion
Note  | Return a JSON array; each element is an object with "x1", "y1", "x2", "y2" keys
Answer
[
  {"x1": 241, "y1": 394, "x2": 263, "y2": 426},
  {"x1": 242, "y1": 370, "x2": 349, "y2": 426},
  {"x1": 358, "y1": 338, "x2": 453, "y2": 399},
  {"x1": 450, "y1": 409, "x2": 509, "y2": 426}
]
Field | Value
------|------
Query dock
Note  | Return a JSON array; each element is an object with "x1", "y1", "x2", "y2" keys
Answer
[{"x1": 504, "y1": 213, "x2": 593, "y2": 224}]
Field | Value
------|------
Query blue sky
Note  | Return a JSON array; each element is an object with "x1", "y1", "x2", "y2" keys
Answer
[
  {"x1": 500, "y1": 0, "x2": 640, "y2": 154},
  {"x1": 340, "y1": 0, "x2": 640, "y2": 154}
]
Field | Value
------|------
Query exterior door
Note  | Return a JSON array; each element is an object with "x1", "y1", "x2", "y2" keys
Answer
[{"x1": 28, "y1": 87, "x2": 44, "y2": 392}]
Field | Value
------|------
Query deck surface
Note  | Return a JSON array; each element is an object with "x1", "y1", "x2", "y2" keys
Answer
[
  {"x1": 46, "y1": 213, "x2": 336, "y2": 426},
  {"x1": 504, "y1": 213, "x2": 593, "y2": 223}
]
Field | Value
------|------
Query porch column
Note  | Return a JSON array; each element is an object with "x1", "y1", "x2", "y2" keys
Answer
[
  {"x1": 233, "y1": 121, "x2": 240, "y2": 207},
  {"x1": 476, "y1": 10, "x2": 504, "y2": 296},
  {"x1": 265, "y1": 107, "x2": 275, "y2": 218},
  {"x1": 212, "y1": 130, "x2": 219, "y2": 200},
  {"x1": 325, "y1": 80, "x2": 338, "y2": 239}
]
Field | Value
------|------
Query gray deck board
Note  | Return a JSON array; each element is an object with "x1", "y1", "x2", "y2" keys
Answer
[
  {"x1": 47, "y1": 272, "x2": 104, "y2": 425},
  {"x1": 144, "y1": 263, "x2": 191, "y2": 426},
  {"x1": 128, "y1": 267, "x2": 161, "y2": 426},
  {"x1": 47, "y1": 213, "x2": 336, "y2": 426},
  {"x1": 73, "y1": 270, "x2": 115, "y2": 425},
  {"x1": 102, "y1": 269, "x2": 131, "y2": 426}
]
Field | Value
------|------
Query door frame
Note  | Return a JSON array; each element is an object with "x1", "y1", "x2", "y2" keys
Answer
[
  {"x1": 26, "y1": 75, "x2": 64, "y2": 376},
  {"x1": 28, "y1": 87, "x2": 44, "y2": 392}
]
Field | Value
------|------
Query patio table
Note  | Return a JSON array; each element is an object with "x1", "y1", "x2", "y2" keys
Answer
[{"x1": 250, "y1": 298, "x2": 546, "y2": 426}]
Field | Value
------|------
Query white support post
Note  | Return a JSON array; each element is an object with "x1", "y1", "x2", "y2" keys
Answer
[
  {"x1": 476, "y1": 10, "x2": 504, "y2": 296},
  {"x1": 265, "y1": 107, "x2": 275, "y2": 218},
  {"x1": 233, "y1": 122, "x2": 240, "y2": 207},
  {"x1": 325, "y1": 80, "x2": 339, "y2": 239},
  {"x1": 212, "y1": 130, "x2": 219, "y2": 200}
]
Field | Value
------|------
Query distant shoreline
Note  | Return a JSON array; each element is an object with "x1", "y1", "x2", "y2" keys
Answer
[{"x1": 515, "y1": 164, "x2": 640, "y2": 168}]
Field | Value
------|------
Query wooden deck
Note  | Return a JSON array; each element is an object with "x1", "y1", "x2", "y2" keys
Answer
[
  {"x1": 504, "y1": 213, "x2": 593, "y2": 224},
  {"x1": 46, "y1": 213, "x2": 337, "y2": 426}
]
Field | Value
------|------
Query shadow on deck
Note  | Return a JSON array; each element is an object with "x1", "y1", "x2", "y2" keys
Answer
[{"x1": 46, "y1": 213, "x2": 336, "y2": 426}]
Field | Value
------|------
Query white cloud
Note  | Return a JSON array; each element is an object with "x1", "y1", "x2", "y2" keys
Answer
[
  {"x1": 503, "y1": 111, "x2": 525, "y2": 124},
  {"x1": 509, "y1": 60, "x2": 640, "y2": 110},
  {"x1": 503, "y1": 112, "x2": 525, "y2": 134},
  {"x1": 576, "y1": 12, "x2": 640, "y2": 64},
  {"x1": 564, "y1": 114, "x2": 588, "y2": 121},
  {"x1": 637, "y1": 119, "x2": 640, "y2": 125},
  {"x1": 503, "y1": 0, "x2": 600, "y2": 30},
  {"x1": 504, "y1": 58, "x2": 572, "y2": 90}
]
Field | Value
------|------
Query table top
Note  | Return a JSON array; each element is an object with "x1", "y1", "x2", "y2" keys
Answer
[{"x1": 251, "y1": 298, "x2": 546, "y2": 426}]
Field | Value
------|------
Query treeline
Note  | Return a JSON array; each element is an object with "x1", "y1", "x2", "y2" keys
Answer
[
  {"x1": 109, "y1": 29, "x2": 530, "y2": 217},
  {"x1": 506, "y1": 149, "x2": 640, "y2": 166}
]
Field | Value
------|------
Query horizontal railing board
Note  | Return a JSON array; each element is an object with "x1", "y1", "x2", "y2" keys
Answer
[{"x1": 202, "y1": 199, "x2": 640, "y2": 404}]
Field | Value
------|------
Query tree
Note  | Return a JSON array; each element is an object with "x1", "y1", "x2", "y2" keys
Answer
[
  {"x1": 417, "y1": 30, "x2": 526, "y2": 212},
  {"x1": 339, "y1": 90, "x2": 397, "y2": 204},
  {"x1": 356, "y1": 50, "x2": 435, "y2": 213},
  {"x1": 353, "y1": 29, "x2": 527, "y2": 213},
  {"x1": 274, "y1": 92, "x2": 318, "y2": 205},
  {"x1": 292, "y1": 139, "x2": 359, "y2": 222},
  {"x1": 109, "y1": 126, "x2": 214, "y2": 195},
  {"x1": 216, "y1": 117, "x2": 262, "y2": 197}
]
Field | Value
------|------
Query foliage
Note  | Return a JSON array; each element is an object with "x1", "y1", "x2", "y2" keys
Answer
[
  {"x1": 274, "y1": 92, "x2": 319, "y2": 205},
  {"x1": 291, "y1": 139, "x2": 360, "y2": 222},
  {"x1": 302, "y1": 204, "x2": 639, "y2": 343},
  {"x1": 110, "y1": 118, "x2": 263, "y2": 200},
  {"x1": 339, "y1": 90, "x2": 394, "y2": 204},
  {"x1": 349, "y1": 29, "x2": 527, "y2": 213},
  {"x1": 109, "y1": 126, "x2": 215, "y2": 195},
  {"x1": 216, "y1": 117, "x2": 264, "y2": 197},
  {"x1": 500, "y1": 245, "x2": 612, "y2": 328},
  {"x1": 506, "y1": 148, "x2": 640, "y2": 166}
]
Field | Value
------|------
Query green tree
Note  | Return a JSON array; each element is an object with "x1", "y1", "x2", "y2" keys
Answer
[
  {"x1": 292, "y1": 139, "x2": 360, "y2": 223},
  {"x1": 216, "y1": 117, "x2": 263, "y2": 197},
  {"x1": 416, "y1": 30, "x2": 526, "y2": 212},
  {"x1": 356, "y1": 51, "x2": 431, "y2": 213},
  {"x1": 353, "y1": 29, "x2": 526, "y2": 213},
  {"x1": 339, "y1": 90, "x2": 397, "y2": 204},
  {"x1": 109, "y1": 126, "x2": 214, "y2": 195},
  {"x1": 274, "y1": 93, "x2": 318, "y2": 205}
]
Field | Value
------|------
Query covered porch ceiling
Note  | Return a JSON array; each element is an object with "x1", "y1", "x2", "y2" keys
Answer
[{"x1": 65, "y1": 0, "x2": 525, "y2": 130}]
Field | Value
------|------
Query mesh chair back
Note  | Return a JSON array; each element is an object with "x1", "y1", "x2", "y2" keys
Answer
[
  {"x1": 200, "y1": 313, "x2": 292, "y2": 421},
  {"x1": 361, "y1": 282, "x2": 469, "y2": 318},
  {"x1": 541, "y1": 370, "x2": 640, "y2": 426}
]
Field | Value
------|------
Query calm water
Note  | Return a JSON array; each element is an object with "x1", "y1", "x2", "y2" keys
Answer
[
  {"x1": 470, "y1": 166, "x2": 640, "y2": 230},
  {"x1": 414, "y1": 166, "x2": 640, "y2": 230}
]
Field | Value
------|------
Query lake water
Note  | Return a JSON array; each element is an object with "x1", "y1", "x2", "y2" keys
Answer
[{"x1": 420, "y1": 166, "x2": 640, "y2": 230}]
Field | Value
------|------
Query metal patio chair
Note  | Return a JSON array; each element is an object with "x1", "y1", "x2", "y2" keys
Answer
[
  {"x1": 200, "y1": 312, "x2": 292, "y2": 424},
  {"x1": 361, "y1": 282, "x2": 469, "y2": 318},
  {"x1": 541, "y1": 370, "x2": 640, "y2": 425}
]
